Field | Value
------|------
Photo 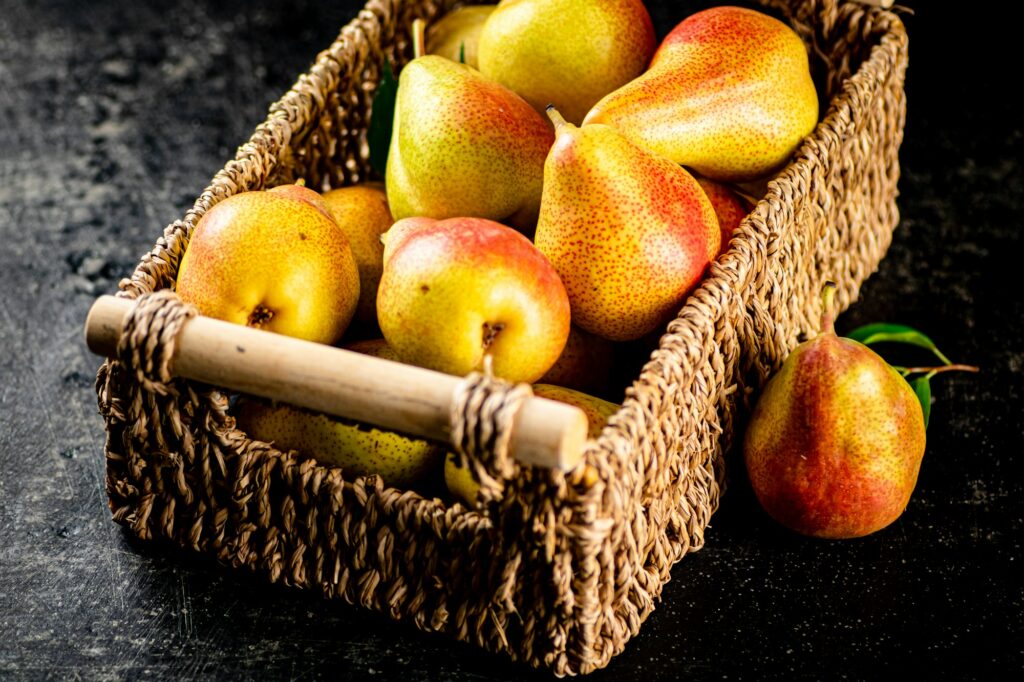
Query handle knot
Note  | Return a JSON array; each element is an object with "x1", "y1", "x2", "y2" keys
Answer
[
  {"x1": 449, "y1": 357, "x2": 533, "y2": 505},
  {"x1": 116, "y1": 290, "x2": 198, "y2": 392}
]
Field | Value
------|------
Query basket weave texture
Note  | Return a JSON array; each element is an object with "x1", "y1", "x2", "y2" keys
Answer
[{"x1": 95, "y1": 0, "x2": 908, "y2": 675}]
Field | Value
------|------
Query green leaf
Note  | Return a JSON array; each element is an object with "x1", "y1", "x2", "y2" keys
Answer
[
  {"x1": 845, "y1": 323, "x2": 953, "y2": 365},
  {"x1": 368, "y1": 59, "x2": 398, "y2": 177},
  {"x1": 912, "y1": 376, "x2": 932, "y2": 429},
  {"x1": 459, "y1": 41, "x2": 466, "y2": 65}
]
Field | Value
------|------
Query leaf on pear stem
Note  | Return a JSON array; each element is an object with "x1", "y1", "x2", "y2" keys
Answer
[
  {"x1": 368, "y1": 59, "x2": 398, "y2": 177},
  {"x1": 459, "y1": 41, "x2": 466, "y2": 64},
  {"x1": 845, "y1": 322, "x2": 953, "y2": 365},
  {"x1": 847, "y1": 323, "x2": 977, "y2": 430},
  {"x1": 912, "y1": 376, "x2": 932, "y2": 429}
]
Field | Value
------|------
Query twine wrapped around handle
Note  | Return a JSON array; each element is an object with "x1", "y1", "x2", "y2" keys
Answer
[
  {"x1": 449, "y1": 357, "x2": 534, "y2": 506},
  {"x1": 116, "y1": 291, "x2": 198, "y2": 393}
]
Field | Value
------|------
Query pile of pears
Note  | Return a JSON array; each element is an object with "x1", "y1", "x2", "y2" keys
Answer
[
  {"x1": 392, "y1": 0, "x2": 817, "y2": 342},
  {"x1": 175, "y1": 1, "x2": 822, "y2": 504}
]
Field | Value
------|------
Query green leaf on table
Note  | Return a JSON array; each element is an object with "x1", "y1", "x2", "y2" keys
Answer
[
  {"x1": 912, "y1": 376, "x2": 932, "y2": 429},
  {"x1": 845, "y1": 323, "x2": 953, "y2": 365},
  {"x1": 368, "y1": 59, "x2": 398, "y2": 177}
]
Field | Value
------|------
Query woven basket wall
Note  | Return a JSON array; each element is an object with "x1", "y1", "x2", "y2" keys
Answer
[{"x1": 95, "y1": 0, "x2": 908, "y2": 675}]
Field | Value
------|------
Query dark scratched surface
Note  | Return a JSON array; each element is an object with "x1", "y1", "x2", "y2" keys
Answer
[{"x1": 1, "y1": 1, "x2": 1021, "y2": 679}]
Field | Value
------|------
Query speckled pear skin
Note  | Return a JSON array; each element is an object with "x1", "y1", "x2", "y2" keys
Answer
[
  {"x1": 477, "y1": 0, "x2": 655, "y2": 125},
  {"x1": 584, "y1": 6, "x2": 819, "y2": 182},
  {"x1": 444, "y1": 383, "x2": 619, "y2": 506},
  {"x1": 743, "y1": 322, "x2": 927, "y2": 539},
  {"x1": 426, "y1": 4, "x2": 495, "y2": 69},
  {"x1": 697, "y1": 177, "x2": 753, "y2": 257},
  {"x1": 266, "y1": 183, "x2": 335, "y2": 221},
  {"x1": 321, "y1": 183, "x2": 394, "y2": 329},
  {"x1": 377, "y1": 217, "x2": 571, "y2": 383},
  {"x1": 236, "y1": 398, "x2": 442, "y2": 489},
  {"x1": 534, "y1": 111, "x2": 720, "y2": 342},
  {"x1": 385, "y1": 55, "x2": 553, "y2": 231},
  {"x1": 176, "y1": 190, "x2": 360, "y2": 344}
]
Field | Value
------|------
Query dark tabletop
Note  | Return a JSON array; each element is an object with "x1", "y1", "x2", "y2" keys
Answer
[{"x1": 1, "y1": 1, "x2": 1021, "y2": 679}]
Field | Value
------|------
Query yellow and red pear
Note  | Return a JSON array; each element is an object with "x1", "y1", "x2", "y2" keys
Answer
[
  {"x1": 584, "y1": 6, "x2": 819, "y2": 182},
  {"x1": 743, "y1": 285, "x2": 928, "y2": 539},
  {"x1": 534, "y1": 108, "x2": 719, "y2": 342},
  {"x1": 385, "y1": 55, "x2": 553, "y2": 231},
  {"x1": 697, "y1": 177, "x2": 754, "y2": 257},
  {"x1": 176, "y1": 187, "x2": 359, "y2": 344},
  {"x1": 377, "y1": 217, "x2": 570, "y2": 383},
  {"x1": 477, "y1": 0, "x2": 655, "y2": 125}
]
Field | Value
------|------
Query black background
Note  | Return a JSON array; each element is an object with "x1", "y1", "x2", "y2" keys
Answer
[{"x1": 1, "y1": 1, "x2": 1021, "y2": 679}]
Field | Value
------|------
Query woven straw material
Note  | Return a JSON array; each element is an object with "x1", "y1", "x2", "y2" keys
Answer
[{"x1": 95, "y1": 0, "x2": 908, "y2": 675}]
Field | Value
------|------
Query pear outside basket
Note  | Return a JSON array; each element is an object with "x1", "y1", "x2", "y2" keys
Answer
[{"x1": 94, "y1": 0, "x2": 908, "y2": 675}]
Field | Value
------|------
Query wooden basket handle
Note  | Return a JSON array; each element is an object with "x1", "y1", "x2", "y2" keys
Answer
[{"x1": 84, "y1": 295, "x2": 588, "y2": 472}]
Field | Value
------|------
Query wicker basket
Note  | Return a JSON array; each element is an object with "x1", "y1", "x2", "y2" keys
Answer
[{"x1": 94, "y1": 0, "x2": 908, "y2": 675}]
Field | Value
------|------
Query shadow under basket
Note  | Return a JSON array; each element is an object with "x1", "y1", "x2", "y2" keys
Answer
[{"x1": 94, "y1": 0, "x2": 908, "y2": 675}]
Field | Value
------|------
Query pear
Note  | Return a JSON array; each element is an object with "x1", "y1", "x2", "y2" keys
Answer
[
  {"x1": 236, "y1": 398, "x2": 442, "y2": 489},
  {"x1": 385, "y1": 55, "x2": 553, "y2": 231},
  {"x1": 584, "y1": 6, "x2": 819, "y2": 182},
  {"x1": 534, "y1": 107, "x2": 720, "y2": 342},
  {"x1": 444, "y1": 384, "x2": 619, "y2": 506},
  {"x1": 426, "y1": 5, "x2": 495, "y2": 68},
  {"x1": 320, "y1": 183, "x2": 394, "y2": 330},
  {"x1": 176, "y1": 186, "x2": 360, "y2": 345},
  {"x1": 377, "y1": 217, "x2": 571, "y2": 383},
  {"x1": 477, "y1": 0, "x2": 655, "y2": 125},
  {"x1": 743, "y1": 285, "x2": 927, "y2": 539}
]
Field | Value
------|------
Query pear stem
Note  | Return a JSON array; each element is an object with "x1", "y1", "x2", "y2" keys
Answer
[
  {"x1": 898, "y1": 363, "x2": 980, "y2": 377},
  {"x1": 820, "y1": 281, "x2": 837, "y2": 334},
  {"x1": 480, "y1": 353, "x2": 495, "y2": 378},
  {"x1": 545, "y1": 105, "x2": 568, "y2": 130},
  {"x1": 412, "y1": 19, "x2": 426, "y2": 60}
]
